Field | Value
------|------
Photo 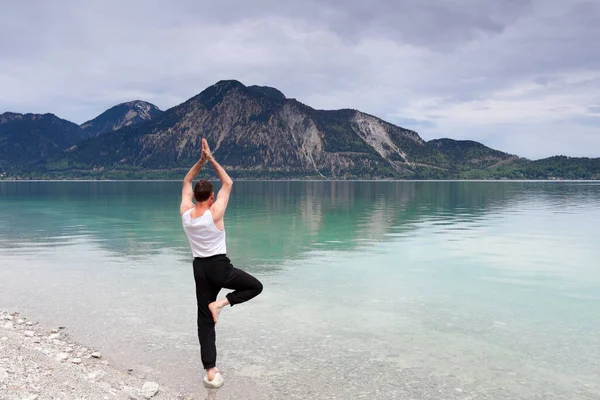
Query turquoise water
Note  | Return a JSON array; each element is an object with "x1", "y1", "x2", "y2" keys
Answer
[{"x1": 0, "y1": 181, "x2": 599, "y2": 399}]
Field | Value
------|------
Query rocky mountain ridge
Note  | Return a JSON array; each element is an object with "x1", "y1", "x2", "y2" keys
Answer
[
  {"x1": 1, "y1": 80, "x2": 598, "y2": 180},
  {"x1": 80, "y1": 100, "x2": 162, "y2": 137}
]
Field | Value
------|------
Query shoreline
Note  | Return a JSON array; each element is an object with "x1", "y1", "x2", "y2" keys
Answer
[
  {"x1": 2, "y1": 178, "x2": 600, "y2": 182},
  {"x1": 0, "y1": 310, "x2": 189, "y2": 400}
]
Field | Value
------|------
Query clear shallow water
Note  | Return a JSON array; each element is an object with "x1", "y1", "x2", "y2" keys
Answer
[{"x1": 0, "y1": 181, "x2": 599, "y2": 399}]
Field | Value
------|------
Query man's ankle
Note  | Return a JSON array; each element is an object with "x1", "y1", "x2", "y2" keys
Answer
[{"x1": 207, "y1": 367, "x2": 219, "y2": 380}]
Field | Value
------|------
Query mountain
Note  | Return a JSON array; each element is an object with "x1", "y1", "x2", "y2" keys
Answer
[
  {"x1": 57, "y1": 80, "x2": 516, "y2": 179},
  {"x1": 0, "y1": 101, "x2": 162, "y2": 176},
  {"x1": 491, "y1": 156, "x2": 600, "y2": 180},
  {"x1": 0, "y1": 112, "x2": 84, "y2": 173},
  {"x1": 1, "y1": 80, "x2": 598, "y2": 180},
  {"x1": 80, "y1": 100, "x2": 162, "y2": 137}
]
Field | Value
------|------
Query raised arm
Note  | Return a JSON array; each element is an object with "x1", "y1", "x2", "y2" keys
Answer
[
  {"x1": 202, "y1": 139, "x2": 233, "y2": 225},
  {"x1": 180, "y1": 152, "x2": 206, "y2": 215}
]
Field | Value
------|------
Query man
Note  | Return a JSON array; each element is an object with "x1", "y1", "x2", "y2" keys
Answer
[{"x1": 180, "y1": 138, "x2": 263, "y2": 389}]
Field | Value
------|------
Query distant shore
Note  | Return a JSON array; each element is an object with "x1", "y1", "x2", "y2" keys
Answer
[
  {"x1": 0, "y1": 310, "x2": 188, "y2": 400},
  {"x1": 1, "y1": 178, "x2": 600, "y2": 182}
]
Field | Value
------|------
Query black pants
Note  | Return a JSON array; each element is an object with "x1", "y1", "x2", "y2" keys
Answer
[{"x1": 193, "y1": 254, "x2": 263, "y2": 369}]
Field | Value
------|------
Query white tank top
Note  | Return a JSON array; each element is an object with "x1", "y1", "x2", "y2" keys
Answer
[{"x1": 181, "y1": 208, "x2": 227, "y2": 258}]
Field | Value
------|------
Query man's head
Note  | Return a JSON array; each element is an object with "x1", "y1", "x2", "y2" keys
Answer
[{"x1": 194, "y1": 180, "x2": 214, "y2": 203}]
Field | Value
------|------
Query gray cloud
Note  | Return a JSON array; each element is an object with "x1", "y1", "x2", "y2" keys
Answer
[{"x1": 0, "y1": 0, "x2": 598, "y2": 159}]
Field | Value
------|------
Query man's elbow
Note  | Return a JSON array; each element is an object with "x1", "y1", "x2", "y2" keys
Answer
[{"x1": 223, "y1": 178, "x2": 233, "y2": 187}]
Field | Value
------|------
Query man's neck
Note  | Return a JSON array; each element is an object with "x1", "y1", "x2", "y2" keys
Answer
[{"x1": 193, "y1": 203, "x2": 210, "y2": 217}]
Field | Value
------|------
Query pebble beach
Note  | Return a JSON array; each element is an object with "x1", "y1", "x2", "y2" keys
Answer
[{"x1": 0, "y1": 310, "x2": 190, "y2": 400}]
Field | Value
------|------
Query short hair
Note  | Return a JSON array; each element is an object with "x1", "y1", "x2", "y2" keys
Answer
[{"x1": 194, "y1": 180, "x2": 213, "y2": 202}]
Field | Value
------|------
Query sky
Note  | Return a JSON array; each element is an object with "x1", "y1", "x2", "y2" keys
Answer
[{"x1": 1, "y1": 0, "x2": 599, "y2": 159}]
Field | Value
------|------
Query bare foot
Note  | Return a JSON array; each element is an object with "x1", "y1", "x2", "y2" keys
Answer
[
  {"x1": 208, "y1": 301, "x2": 223, "y2": 324},
  {"x1": 207, "y1": 367, "x2": 220, "y2": 381},
  {"x1": 204, "y1": 367, "x2": 224, "y2": 388}
]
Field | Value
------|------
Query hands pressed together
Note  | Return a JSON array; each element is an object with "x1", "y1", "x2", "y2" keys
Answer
[
  {"x1": 201, "y1": 138, "x2": 214, "y2": 164},
  {"x1": 192, "y1": 136, "x2": 232, "y2": 186}
]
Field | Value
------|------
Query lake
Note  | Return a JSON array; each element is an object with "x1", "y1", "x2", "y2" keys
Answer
[{"x1": 1, "y1": 181, "x2": 599, "y2": 399}]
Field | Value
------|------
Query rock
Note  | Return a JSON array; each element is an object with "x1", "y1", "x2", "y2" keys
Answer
[
  {"x1": 71, "y1": 358, "x2": 82, "y2": 364},
  {"x1": 101, "y1": 360, "x2": 109, "y2": 365},
  {"x1": 87, "y1": 370, "x2": 104, "y2": 380},
  {"x1": 2, "y1": 322, "x2": 14, "y2": 330},
  {"x1": 26, "y1": 321, "x2": 33, "y2": 326},
  {"x1": 76, "y1": 352, "x2": 83, "y2": 357},
  {"x1": 0, "y1": 368, "x2": 8, "y2": 382},
  {"x1": 6, "y1": 315, "x2": 13, "y2": 321},
  {"x1": 91, "y1": 352, "x2": 102, "y2": 358},
  {"x1": 48, "y1": 333, "x2": 60, "y2": 340},
  {"x1": 123, "y1": 386, "x2": 140, "y2": 399},
  {"x1": 65, "y1": 347, "x2": 73, "y2": 353},
  {"x1": 17, "y1": 319, "x2": 25, "y2": 324},
  {"x1": 51, "y1": 329, "x2": 59, "y2": 333},
  {"x1": 22, "y1": 395, "x2": 39, "y2": 400},
  {"x1": 59, "y1": 326, "x2": 66, "y2": 330},
  {"x1": 24, "y1": 331, "x2": 35, "y2": 337},
  {"x1": 140, "y1": 381, "x2": 160, "y2": 398},
  {"x1": 33, "y1": 338, "x2": 41, "y2": 343},
  {"x1": 56, "y1": 353, "x2": 69, "y2": 362},
  {"x1": 0, "y1": 336, "x2": 7, "y2": 341}
]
